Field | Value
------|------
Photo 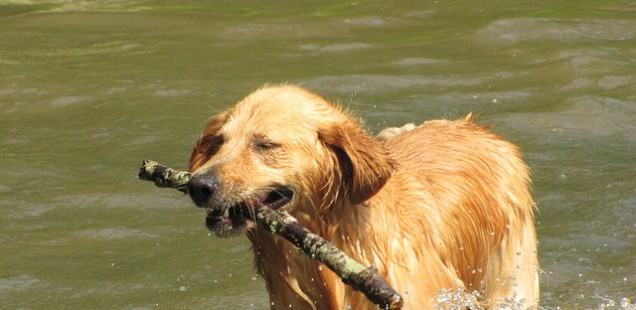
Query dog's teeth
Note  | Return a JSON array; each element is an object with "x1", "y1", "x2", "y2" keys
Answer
[{"x1": 223, "y1": 208, "x2": 230, "y2": 218}]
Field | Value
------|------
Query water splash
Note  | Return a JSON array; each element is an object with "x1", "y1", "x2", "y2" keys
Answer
[
  {"x1": 595, "y1": 297, "x2": 636, "y2": 310},
  {"x1": 435, "y1": 290, "x2": 538, "y2": 310},
  {"x1": 435, "y1": 288, "x2": 482, "y2": 310},
  {"x1": 434, "y1": 288, "x2": 635, "y2": 310}
]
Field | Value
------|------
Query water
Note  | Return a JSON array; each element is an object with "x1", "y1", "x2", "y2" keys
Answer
[{"x1": 1, "y1": 1, "x2": 634, "y2": 309}]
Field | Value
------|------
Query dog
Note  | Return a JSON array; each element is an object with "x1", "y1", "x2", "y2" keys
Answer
[{"x1": 186, "y1": 85, "x2": 539, "y2": 309}]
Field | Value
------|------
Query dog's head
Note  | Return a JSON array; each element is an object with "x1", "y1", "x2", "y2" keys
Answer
[{"x1": 187, "y1": 85, "x2": 395, "y2": 237}]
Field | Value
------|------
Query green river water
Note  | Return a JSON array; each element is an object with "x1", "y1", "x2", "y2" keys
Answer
[{"x1": 1, "y1": 1, "x2": 635, "y2": 309}]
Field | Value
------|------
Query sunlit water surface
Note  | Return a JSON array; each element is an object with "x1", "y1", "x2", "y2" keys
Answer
[{"x1": 1, "y1": 1, "x2": 634, "y2": 309}]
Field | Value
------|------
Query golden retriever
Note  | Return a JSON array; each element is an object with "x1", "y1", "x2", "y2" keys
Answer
[{"x1": 187, "y1": 85, "x2": 539, "y2": 309}]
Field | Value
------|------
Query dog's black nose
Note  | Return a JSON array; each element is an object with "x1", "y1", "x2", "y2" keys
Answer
[{"x1": 187, "y1": 174, "x2": 218, "y2": 207}]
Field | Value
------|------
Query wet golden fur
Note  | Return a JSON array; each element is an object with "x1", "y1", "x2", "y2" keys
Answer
[{"x1": 189, "y1": 85, "x2": 539, "y2": 309}]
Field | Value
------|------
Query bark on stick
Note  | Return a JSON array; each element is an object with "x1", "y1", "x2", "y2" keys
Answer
[{"x1": 138, "y1": 159, "x2": 403, "y2": 310}]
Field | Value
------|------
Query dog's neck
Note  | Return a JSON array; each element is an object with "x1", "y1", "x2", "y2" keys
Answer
[
  {"x1": 245, "y1": 191, "x2": 387, "y2": 309},
  {"x1": 245, "y1": 191, "x2": 354, "y2": 309},
  {"x1": 247, "y1": 223, "x2": 343, "y2": 309}
]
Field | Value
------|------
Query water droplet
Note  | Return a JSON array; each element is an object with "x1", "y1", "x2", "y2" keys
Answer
[{"x1": 620, "y1": 298, "x2": 632, "y2": 308}]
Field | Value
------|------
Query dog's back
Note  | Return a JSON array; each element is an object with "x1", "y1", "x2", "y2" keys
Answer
[
  {"x1": 371, "y1": 115, "x2": 538, "y2": 308},
  {"x1": 343, "y1": 115, "x2": 539, "y2": 308}
]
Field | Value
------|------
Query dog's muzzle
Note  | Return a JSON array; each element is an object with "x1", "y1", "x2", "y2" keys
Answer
[{"x1": 187, "y1": 173, "x2": 294, "y2": 238}]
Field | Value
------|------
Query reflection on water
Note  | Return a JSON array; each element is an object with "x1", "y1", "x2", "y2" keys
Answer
[{"x1": 1, "y1": 1, "x2": 634, "y2": 309}]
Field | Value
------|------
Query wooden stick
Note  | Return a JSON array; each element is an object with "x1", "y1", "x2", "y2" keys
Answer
[
  {"x1": 138, "y1": 159, "x2": 403, "y2": 310},
  {"x1": 138, "y1": 160, "x2": 190, "y2": 193}
]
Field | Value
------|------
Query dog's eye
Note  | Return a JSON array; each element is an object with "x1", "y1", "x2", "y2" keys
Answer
[
  {"x1": 197, "y1": 134, "x2": 224, "y2": 158},
  {"x1": 251, "y1": 139, "x2": 280, "y2": 152}
]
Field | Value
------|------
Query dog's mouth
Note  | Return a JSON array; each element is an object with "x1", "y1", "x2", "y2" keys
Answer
[{"x1": 205, "y1": 187, "x2": 294, "y2": 238}]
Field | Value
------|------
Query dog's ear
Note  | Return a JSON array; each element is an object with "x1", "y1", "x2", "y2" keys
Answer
[
  {"x1": 319, "y1": 118, "x2": 396, "y2": 204},
  {"x1": 189, "y1": 112, "x2": 229, "y2": 172}
]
